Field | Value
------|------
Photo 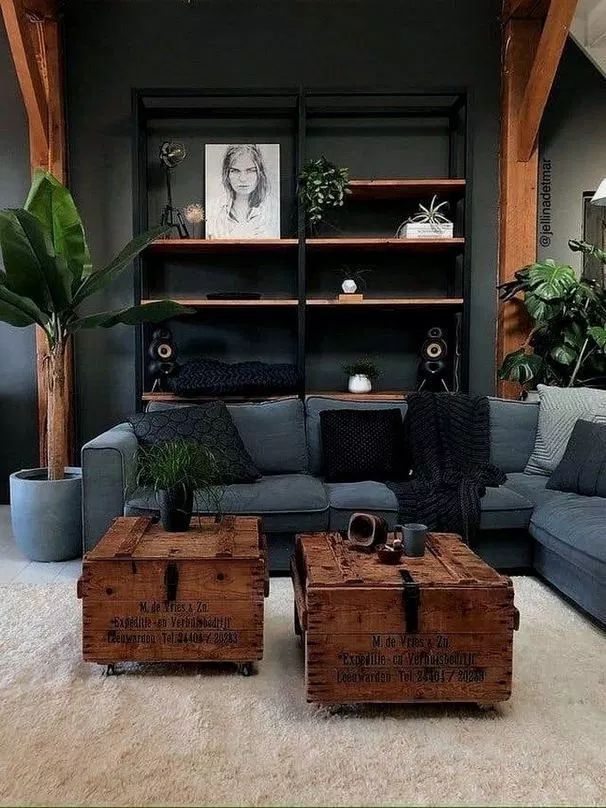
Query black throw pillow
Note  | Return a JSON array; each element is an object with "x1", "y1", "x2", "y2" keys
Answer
[
  {"x1": 320, "y1": 408, "x2": 405, "y2": 483},
  {"x1": 547, "y1": 419, "x2": 606, "y2": 497},
  {"x1": 129, "y1": 403, "x2": 261, "y2": 485}
]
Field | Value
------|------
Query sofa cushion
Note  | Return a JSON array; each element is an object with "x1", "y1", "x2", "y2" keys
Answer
[
  {"x1": 547, "y1": 419, "x2": 606, "y2": 497},
  {"x1": 525, "y1": 385, "x2": 606, "y2": 475},
  {"x1": 530, "y1": 493, "x2": 606, "y2": 583},
  {"x1": 479, "y1": 485, "x2": 534, "y2": 530},
  {"x1": 488, "y1": 397, "x2": 539, "y2": 473},
  {"x1": 125, "y1": 473, "x2": 328, "y2": 534},
  {"x1": 306, "y1": 396, "x2": 408, "y2": 476},
  {"x1": 324, "y1": 480, "x2": 399, "y2": 531},
  {"x1": 503, "y1": 471, "x2": 560, "y2": 508},
  {"x1": 146, "y1": 397, "x2": 308, "y2": 475}
]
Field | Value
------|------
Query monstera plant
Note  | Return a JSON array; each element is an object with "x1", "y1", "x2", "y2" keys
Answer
[
  {"x1": 0, "y1": 170, "x2": 193, "y2": 561},
  {"x1": 498, "y1": 242, "x2": 606, "y2": 390}
]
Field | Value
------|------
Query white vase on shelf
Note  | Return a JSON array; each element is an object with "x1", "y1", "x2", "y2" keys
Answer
[
  {"x1": 348, "y1": 374, "x2": 372, "y2": 393},
  {"x1": 341, "y1": 278, "x2": 358, "y2": 294}
]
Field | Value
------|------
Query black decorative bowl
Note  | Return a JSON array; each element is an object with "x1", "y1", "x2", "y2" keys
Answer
[{"x1": 376, "y1": 544, "x2": 404, "y2": 564}]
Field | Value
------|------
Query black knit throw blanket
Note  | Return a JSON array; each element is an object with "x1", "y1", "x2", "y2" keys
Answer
[{"x1": 386, "y1": 393, "x2": 506, "y2": 543}]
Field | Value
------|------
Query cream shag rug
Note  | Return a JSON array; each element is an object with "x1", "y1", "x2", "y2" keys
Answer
[{"x1": 0, "y1": 576, "x2": 604, "y2": 807}]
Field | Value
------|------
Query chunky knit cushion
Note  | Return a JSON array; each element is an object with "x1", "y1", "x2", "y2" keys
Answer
[
  {"x1": 320, "y1": 408, "x2": 404, "y2": 483},
  {"x1": 129, "y1": 403, "x2": 260, "y2": 484}
]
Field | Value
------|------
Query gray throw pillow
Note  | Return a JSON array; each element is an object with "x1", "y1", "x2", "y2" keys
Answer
[
  {"x1": 547, "y1": 419, "x2": 606, "y2": 497},
  {"x1": 525, "y1": 385, "x2": 606, "y2": 475}
]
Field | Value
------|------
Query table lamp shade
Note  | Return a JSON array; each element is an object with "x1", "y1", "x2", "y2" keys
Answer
[{"x1": 591, "y1": 178, "x2": 606, "y2": 206}]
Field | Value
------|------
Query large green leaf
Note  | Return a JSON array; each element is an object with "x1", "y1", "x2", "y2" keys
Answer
[
  {"x1": 550, "y1": 343, "x2": 577, "y2": 366},
  {"x1": 71, "y1": 226, "x2": 167, "y2": 307},
  {"x1": 526, "y1": 260, "x2": 576, "y2": 301},
  {"x1": 588, "y1": 326, "x2": 606, "y2": 350},
  {"x1": 0, "y1": 209, "x2": 70, "y2": 313},
  {"x1": 67, "y1": 300, "x2": 195, "y2": 332},
  {"x1": 499, "y1": 349, "x2": 543, "y2": 385},
  {"x1": 0, "y1": 281, "x2": 49, "y2": 328},
  {"x1": 25, "y1": 170, "x2": 92, "y2": 288}
]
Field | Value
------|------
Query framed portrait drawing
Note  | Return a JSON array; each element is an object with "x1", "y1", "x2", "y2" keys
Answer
[{"x1": 205, "y1": 144, "x2": 281, "y2": 239}]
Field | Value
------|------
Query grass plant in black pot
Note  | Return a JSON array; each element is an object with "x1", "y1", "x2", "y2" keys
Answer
[{"x1": 136, "y1": 440, "x2": 225, "y2": 532}]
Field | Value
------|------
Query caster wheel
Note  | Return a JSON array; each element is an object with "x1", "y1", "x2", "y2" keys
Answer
[
  {"x1": 104, "y1": 663, "x2": 116, "y2": 677},
  {"x1": 477, "y1": 702, "x2": 496, "y2": 711},
  {"x1": 239, "y1": 663, "x2": 254, "y2": 677}
]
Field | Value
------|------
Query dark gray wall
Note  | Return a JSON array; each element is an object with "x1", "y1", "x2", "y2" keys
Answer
[
  {"x1": 65, "y1": 0, "x2": 502, "y2": 445},
  {"x1": 539, "y1": 40, "x2": 606, "y2": 269},
  {"x1": 0, "y1": 22, "x2": 38, "y2": 502}
]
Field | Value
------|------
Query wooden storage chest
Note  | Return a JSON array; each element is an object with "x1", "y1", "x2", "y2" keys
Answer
[
  {"x1": 292, "y1": 531, "x2": 518, "y2": 705},
  {"x1": 78, "y1": 515, "x2": 268, "y2": 672}
]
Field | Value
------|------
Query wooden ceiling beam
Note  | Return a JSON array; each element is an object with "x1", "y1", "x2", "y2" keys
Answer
[
  {"x1": 517, "y1": 0, "x2": 579, "y2": 162},
  {"x1": 21, "y1": 0, "x2": 60, "y2": 17},
  {"x1": 0, "y1": 0, "x2": 49, "y2": 164},
  {"x1": 504, "y1": 0, "x2": 550, "y2": 21}
]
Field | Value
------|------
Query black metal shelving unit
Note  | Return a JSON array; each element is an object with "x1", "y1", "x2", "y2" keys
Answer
[{"x1": 131, "y1": 87, "x2": 471, "y2": 409}]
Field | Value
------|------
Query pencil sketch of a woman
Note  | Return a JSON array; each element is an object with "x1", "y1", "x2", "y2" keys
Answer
[{"x1": 206, "y1": 144, "x2": 280, "y2": 239}]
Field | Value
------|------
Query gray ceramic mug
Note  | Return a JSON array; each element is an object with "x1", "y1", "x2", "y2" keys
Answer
[{"x1": 394, "y1": 523, "x2": 427, "y2": 557}]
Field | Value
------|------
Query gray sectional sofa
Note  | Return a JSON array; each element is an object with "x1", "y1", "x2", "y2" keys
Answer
[{"x1": 81, "y1": 395, "x2": 605, "y2": 625}]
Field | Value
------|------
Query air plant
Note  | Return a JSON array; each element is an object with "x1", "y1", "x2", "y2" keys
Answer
[
  {"x1": 396, "y1": 195, "x2": 452, "y2": 237},
  {"x1": 337, "y1": 265, "x2": 373, "y2": 290}
]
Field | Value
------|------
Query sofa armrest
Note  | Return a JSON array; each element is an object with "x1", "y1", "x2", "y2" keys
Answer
[{"x1": 81, "y1": 423, "x2": 139, "y2": 553}]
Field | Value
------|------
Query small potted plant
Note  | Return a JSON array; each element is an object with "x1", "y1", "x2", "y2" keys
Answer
[
  {"x1": 135, "y1": 439, "x2": 225, "y2": 532},
  {"x1": 343, "y1": 359, "x2": 380, "y2": 394},
  {"x1": 396, "y1": 195, "x2": 453, "y2": 239},
  {"x1": 299, "y1": 156, "x2": 350, "y2": 233}
]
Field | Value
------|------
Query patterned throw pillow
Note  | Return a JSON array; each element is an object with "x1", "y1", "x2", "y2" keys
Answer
[
  {"x1": 320, "y1": 408, "x2": 405, "y2": 483},
  {"x1": 547, "y1": 419, "x2": 606, "y2": 497},
  {"x1": 129, "y1": 403, "x2": 261, "y2": 484},
  {"x1": 525, "y1": 385, "x2": 606, "y2": 475}
]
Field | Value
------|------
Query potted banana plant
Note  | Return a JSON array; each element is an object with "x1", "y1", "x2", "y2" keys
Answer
[{"x1": 0, "y1": 170, "x2": 193, "y2": 561}]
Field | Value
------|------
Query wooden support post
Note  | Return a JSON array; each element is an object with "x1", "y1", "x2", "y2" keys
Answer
[
  {"x1": 497, "y1": 0, "x2": 577, "y2": 397},
  {"x1": 1, "y1": 0, "x2": 73, "y2": 467},
  {"x1": 497, "y1": 17, "x2": 542, "y2": 398}
]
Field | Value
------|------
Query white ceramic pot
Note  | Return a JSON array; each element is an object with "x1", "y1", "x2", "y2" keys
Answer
[
  {"x1": 348, "y1": 374, "x2": 372, "y2": 393},
  {"x1": 341, "y1": 279, "x2": 358, "y2": 294}
]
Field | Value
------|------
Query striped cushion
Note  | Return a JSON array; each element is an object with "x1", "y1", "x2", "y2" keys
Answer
[{"x1": 525, "y1": 385, "x2": 606, "y2": 475}]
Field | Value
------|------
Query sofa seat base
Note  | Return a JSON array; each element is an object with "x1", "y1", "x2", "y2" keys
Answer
[{"x1": 125, "y1": 474, "x2": 329, "y2": 534}]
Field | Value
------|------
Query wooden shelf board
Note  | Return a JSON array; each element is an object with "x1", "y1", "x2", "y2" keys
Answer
[
  {"x1": 143, "y1": 391, "x2": 410, "y2": 402},
  {"x1": 347, "y1": 178, "x2": 466, "y2": 200},
  {"x1": 142, "y1": 392, "x2": 294, "y2": 402},
  {"x1": 306, "y1": 390, "x2": 409, "y2": 400},
  {"x1": 306, "y1": 237, "x2": 464, "y2": 251},
  {"x1": 306, "y1": 297, "x2": 463, "y2": 306},
  {"x1": 146, "y1": 238, "x2": 297, "y2": 254},
  {"x1": 142, "y1": 298, "x2": 298, "y2": 307}
]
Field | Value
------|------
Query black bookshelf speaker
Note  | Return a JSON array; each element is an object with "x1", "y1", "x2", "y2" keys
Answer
[
  {"x1": 418, "y1": 327, "x2": 450, "y2": 392},
  {"x1": 147, "y1": 328, "x2": 178, "y2": 388}
]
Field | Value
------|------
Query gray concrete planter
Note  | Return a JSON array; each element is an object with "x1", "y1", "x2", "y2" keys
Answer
[{"x1": 9, "y1": 467, "x2": 82, "y2": 562}]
